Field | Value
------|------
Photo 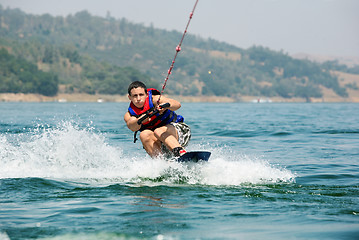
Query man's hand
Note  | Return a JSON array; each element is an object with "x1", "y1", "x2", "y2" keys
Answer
[{"x1": 157, "y1": 102, "x2": 170, "y2": 115}]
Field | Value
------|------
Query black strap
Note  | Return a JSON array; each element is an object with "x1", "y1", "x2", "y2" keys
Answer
[{"x1": 134, "y1": 131, "x2": 139, "y2": 143}]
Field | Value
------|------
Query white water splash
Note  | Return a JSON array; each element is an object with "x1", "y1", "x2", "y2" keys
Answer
[{"x1": 0, "y1": 122, "x2": 295, "y2": 185}]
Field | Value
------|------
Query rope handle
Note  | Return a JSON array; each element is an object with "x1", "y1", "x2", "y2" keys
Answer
[{"x1": 137, "y1": 103, "x2": 170, "y2": 125}]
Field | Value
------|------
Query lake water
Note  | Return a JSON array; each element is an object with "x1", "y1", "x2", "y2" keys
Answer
[{"x1": 0, "y1": 102, "x2": 358, "y2": 239}]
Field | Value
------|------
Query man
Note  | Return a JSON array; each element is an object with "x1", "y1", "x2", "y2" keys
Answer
[{"x1": 124, "y1": 81, "x2": 191, "y2": 158}]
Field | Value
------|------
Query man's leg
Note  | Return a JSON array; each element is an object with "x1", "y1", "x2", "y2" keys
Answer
[
  {"x1": 153, "y1": 125, "x2": 181, "y2": 151},
  {"x1": 139, "y1": 129, "x2": 162, "y2": 157}
]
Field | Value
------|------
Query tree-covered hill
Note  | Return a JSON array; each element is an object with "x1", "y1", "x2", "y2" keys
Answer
[
  {"x1": 0, "y1": 47, "x2": 58, "y2": 96},
  {"x1": 1, "y1": 5, "x2": 358, "y2": 99}
]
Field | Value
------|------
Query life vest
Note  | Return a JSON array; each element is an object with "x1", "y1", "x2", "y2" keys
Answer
[{"x1": 128, "y1": 88, "x2": 184, "y2": 132}]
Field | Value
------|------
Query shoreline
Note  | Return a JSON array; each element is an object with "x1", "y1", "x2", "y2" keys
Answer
[{"x1": 1, "y1": 93, "x2": 358, "y2": 103}]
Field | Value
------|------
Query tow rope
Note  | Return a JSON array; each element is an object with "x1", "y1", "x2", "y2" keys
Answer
[{"x1": 157, "y1": 0, "x2": 199, "y2": 104}]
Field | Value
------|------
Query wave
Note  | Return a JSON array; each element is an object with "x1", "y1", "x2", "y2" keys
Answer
[
  {"x1": 0, "y1": 122, "x2": 36, "y2": 134},
  {"x1": 208, "y1": 129, "x2": 271, "y2": 138},
  {"x1": 0, "y1": 121, "x2": 295, "y2": 186},
  {"x1": 209, "y1": 128, "x2": 359, "y2": 139},
  {"x1": 208, "y1": 129, "x2": 295, "y2": 138},
  {"x1": 312, "y1": 129, "x2": 359, "y2": 135}
]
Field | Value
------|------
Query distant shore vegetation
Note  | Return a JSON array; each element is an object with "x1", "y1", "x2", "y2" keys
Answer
[{"x1": 0, "y1": 5, "x2": 358, "y2": 100}]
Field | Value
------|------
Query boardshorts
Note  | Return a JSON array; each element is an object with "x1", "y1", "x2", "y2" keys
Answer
[{"x1": 172, "y1": 122, "x2": 191, "y2": 148}]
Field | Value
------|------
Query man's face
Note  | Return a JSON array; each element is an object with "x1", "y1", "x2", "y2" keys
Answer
[{"x1": 128, "y1": 87, "x2": 147, "y2": 108}]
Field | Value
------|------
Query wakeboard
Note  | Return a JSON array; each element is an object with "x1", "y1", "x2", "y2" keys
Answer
[{"x1": 176, "y1": 151, "x2": 211, "y2": 162}]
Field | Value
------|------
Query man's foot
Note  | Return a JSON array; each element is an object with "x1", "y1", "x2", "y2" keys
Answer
[{"x1": 172, "y1": 147, "x2": 187, "y2": 157}]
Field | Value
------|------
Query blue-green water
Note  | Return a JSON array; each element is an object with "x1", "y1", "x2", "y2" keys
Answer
[{"x1": 0, "y1": 102, "x2": 358, "y2": 240}]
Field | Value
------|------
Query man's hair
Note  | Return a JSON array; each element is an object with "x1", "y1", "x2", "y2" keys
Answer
[{"x1": 128, "y1": 81, "x2": 147, "y2": 95}]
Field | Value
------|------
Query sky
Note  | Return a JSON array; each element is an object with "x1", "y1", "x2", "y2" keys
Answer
[{"x1": 1, "y1": 0, "x2": 358, "y2": 58}]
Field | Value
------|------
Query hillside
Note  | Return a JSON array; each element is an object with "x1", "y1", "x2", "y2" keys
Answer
[{"x1": 1, "y1": 5, "x2": 359, "y2": 102}]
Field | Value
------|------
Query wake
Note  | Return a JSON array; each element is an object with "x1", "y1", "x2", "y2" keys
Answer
[{"x1": 0, "y1": 121, "x2": 295, "y2": 185}]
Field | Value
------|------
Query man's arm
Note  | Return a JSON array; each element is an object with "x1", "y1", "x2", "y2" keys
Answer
[
  {"x1": 153, "y1": 95, "x2": 181, "y2": 112},
  {"x1": 124, "y1": 112, "x2": 142, "y2": 132}
]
